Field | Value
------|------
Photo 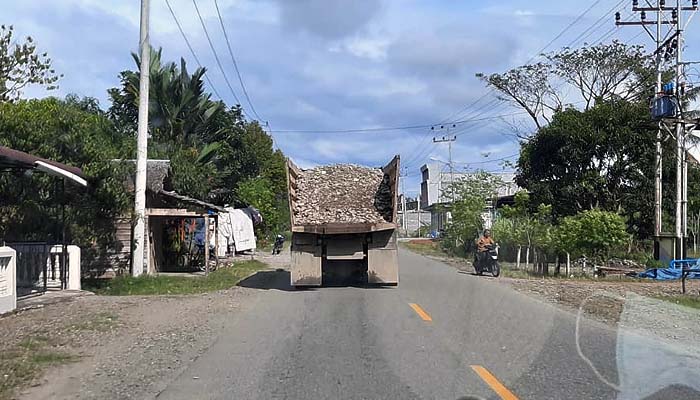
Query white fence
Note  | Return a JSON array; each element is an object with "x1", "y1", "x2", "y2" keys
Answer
[{"x1": 9, "y1": 243, "x2": 81, "y2": 296}]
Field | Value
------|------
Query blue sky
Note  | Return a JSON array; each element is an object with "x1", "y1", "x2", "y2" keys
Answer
[{"x1": 5, "y1": 0, "x2": 700, "y2": 194}]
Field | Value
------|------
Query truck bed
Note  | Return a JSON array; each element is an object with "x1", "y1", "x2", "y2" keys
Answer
[{"x1": 286, "y1": 156, "x2": 400, "y2": 234}]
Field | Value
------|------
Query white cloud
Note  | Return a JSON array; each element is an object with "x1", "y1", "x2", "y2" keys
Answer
[{"x1": 344, "y1": 37, "x2": 390, "y2": 61}]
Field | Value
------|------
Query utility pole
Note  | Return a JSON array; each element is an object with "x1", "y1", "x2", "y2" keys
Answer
[
  {"x1": 432, "y1": 124, "x2": 457, "y2": 202},
  {"x1": 616, "y1": 0, "x2": 698, "y2": 259},
  {"x1": 132, "y1": 0, "x2": 151, "y2": 276},
  {"x1": 675, "y1": 0, "x2": 690, "y2": 259},
  {"x1": 417, "y1": 186, "x2": 422, "y2": 237},
  {"x1": 401, "y1": 167, "x2": 407, "y2": 235}
]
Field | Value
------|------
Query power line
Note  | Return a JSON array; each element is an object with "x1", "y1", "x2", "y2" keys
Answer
[
  {"x1": 191, "y1": 0, "x2": 247, "y2": 116},
  {"x1": 535, "y1": 0, "x2": 606, "y2": 57},
  {"x1": 438, "y1": 0, "x2": 606, "y2": 126},
  {"x1": 164, "y1": 0, "x2": 223, "y2": 100},
  {"x1": 271, "y1": 111, "x2": 527, "y2": 134},
  {"x1": 567, "y1": 0, "x2": 628, "y2": 47},
  {"x1": 402, "y1": 116, "x2": 509, "y2": 169},
  {"x1": 213, "y1": 0, "x2": 264, "y2": 122}
]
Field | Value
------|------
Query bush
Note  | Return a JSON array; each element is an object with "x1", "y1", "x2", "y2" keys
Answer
[{"x1": 558, "y1": 209, "x2": 629, "y2": 261}]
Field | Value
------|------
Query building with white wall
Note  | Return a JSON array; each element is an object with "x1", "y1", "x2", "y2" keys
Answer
[
  {"x1": 419, "y1": 163, "x2": 521, "y2": 234},
  {"x1": 420, "y1": 163, "x2": 519, "y2": 208}
]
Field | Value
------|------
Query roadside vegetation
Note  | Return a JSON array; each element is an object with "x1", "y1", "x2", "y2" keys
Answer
[
  {"x1": 431, "y1": 41, "x2": 700, "y2": 282},
  {"x1": 85, "y1": 260, "x2": 267, "y2": 296},
  {"x1": 0, "y1": 311, "x2": 120, "y2": 400},
  {"x1": 0, "y1": 27, "x2": 289, "y2": 279},
  {"x1": 400, "y1": 240, "x2": 444, "y2": 257},
  {"x1": 656, "y1": 295, "x2": 700, "y2": 310},
  {"x1": 0, "y1": 335, "x2": 76, "y2": 400}
]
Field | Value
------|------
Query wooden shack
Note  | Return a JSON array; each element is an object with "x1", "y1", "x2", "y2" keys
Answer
[{"x1": 113, "y1": 160, "x2": 224, "y2": 275}]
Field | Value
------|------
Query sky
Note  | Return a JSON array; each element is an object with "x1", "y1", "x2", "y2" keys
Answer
[{"x1": 4, "y1": 0, "x2": 700, "y2": 194}]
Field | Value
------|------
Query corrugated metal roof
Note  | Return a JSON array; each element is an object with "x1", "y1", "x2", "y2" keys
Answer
[{"x1": 0, "y1": 146, "x2": 87, "y2": 185}]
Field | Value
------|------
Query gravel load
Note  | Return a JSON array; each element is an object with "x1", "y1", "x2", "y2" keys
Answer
[{"x1": 294, "y1": 164, "x2": 393, "y2": 225}]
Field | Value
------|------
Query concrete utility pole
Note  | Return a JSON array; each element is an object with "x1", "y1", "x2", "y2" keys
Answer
[
  {"x1": 616, "y1": 0, "x2": 698, "y2": 259},
  {"x1": 417, "y1": 186, "x2": 422, "y2": 236},
  {"x1": 675, "y1": 0, "x2": 688, "y2": 258},
  {"x1": 432, "y1": 124, "x2": 457, "y2": 202},
  {"x1": 132, "y1": 0, "x2": 151, "y2": 276},
  {"x1": 401, "y1": 167, "x2": 407, "y2": 235}
]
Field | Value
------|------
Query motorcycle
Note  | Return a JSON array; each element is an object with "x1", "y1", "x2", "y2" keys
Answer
[
  {"x1": 272, "y1": 234, "x2": 285, "y2": 255},
  {"x1": 474, "y1": 243, "x2": 500, "y2": 277}
]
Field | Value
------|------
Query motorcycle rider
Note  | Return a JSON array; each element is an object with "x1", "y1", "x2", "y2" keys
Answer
[
  {"x1": 272, "y1": 234, "x2": 285, "y2": 255},
  {"x1": 475, "y1": 229, "x2": 495, "y2": 266}
]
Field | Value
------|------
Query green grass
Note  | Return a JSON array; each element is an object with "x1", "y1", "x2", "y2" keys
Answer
[
  {"x1": 0, "y1": 336, "x2": 76, "y2": 400},
  {"x1": 85, "y1": 260, "x2": 268, "y2": 296},
  {"x1": 400, "y1": 240, "x2": 446, "y2": 257},
  {"x1": 656, "y1": 295, "x2": 700, "y2": 310}
]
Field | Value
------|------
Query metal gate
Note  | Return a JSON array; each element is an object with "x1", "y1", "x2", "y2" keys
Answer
[{"x1": 8, "y1": 242, "x2": 67, "y2": 297}]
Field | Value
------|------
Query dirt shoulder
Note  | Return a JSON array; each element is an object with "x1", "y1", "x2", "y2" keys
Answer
[
  {"x1": 0, "y1": 260, "x2": 279, "y2": 400},
  {"x1": 402, "y1": 244, "x2": 700, "y2": 326}
]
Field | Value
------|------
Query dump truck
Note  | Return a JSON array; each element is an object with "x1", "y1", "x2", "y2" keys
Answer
[{"x1": 286, "y1": 156, "x2": 400, "y2": 287}]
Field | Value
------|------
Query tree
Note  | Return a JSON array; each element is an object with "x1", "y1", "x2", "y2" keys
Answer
[
  {"x1": 108, "y1": 48, "x2": 290, "y2": 235},
  {"x1": 0, "y1": 97, "x2": 132, "y2": 274},
  {"x1": 108, "y1": 48, "x2": 226, "y2": 147},
  {"x1": 0, "y1": 25, "x2": 61, "y2": 102},
  {"x1": 108, "y1": 48, "x2": 228, "y2": 199},
  {"x1": 516, "y1": 98, "x2": 662, "y2": 238},
  {"x1": 546, "y1": 41, "x2": 654, "y2": 110},
  {"x1": 477, "y1": 41, "x2": 654, "y2": 136},
  {"x1": 440, "y1": 171, "x2": 503, "y2": 254},
  {"x1": 236, "y1": 176, "x2": 286, "y2": 237},
  {"x1": 477, "y1": 62, "x2": 561, "y2": 131},
  {"x1": 558, "y1": 209, "x2": 629, "y2": 261}
]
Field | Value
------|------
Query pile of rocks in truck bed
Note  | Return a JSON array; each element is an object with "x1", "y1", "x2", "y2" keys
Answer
[{"x1": 294, "y1": 164, "x2": 393, "y2": 225}]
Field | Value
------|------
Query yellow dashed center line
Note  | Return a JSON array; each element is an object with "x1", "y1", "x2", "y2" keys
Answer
[
  {"x1": 470, "y1": 365, "x2": 519, "y2": 400},
  {"x1": 408, "y1": 303, "x2": 432, "y2": 321}
]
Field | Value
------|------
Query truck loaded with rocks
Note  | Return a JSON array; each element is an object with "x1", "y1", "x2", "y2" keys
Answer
[{"x1": 286, "y1": 156, "x2": 400, "y2": 286}]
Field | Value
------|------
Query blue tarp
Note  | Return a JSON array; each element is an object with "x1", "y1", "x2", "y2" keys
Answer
[
  {"x1": 638, "y1": 258, "x2": 700, "y2": 280},
  {"x1": 637, "y1": 268, "x2": 700, "y2": 280}
]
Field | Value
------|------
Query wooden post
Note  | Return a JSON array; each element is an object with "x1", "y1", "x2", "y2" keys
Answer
[
  {"x1": 214, "y1": 216, "x2": 219, "y2": 270},
  {"x1": 204, "y1": 215, "x2": 210, "y2": 275}
]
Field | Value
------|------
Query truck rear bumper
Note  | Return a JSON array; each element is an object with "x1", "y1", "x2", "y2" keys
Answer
[{"x1": 290, "y1": 231, "x2": 398, "y2": 287}]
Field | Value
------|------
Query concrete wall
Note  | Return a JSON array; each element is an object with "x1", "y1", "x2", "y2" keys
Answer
[
  {"x1": 397, "y1": 210, "x2": 432, "y2": 235},
  {"x1": 44, "y1": 246, "x2": 81, "y2": 290},
  {"x1": 419, "y1": 163, "x2": 520, "y2": 208},
  {"x1": 0, "y1": 247, "x2": 17, "y2": 314},
  {"x1": 9, "y1": 244, "x2": 81, "y2": 293}
]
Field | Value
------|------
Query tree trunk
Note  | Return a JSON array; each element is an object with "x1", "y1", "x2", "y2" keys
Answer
[
  {"x1": 525, "y1": 246, "x2": 530, "y2": 271},
  {"x1": 556, "y1": 255, "x2": 561, "y2": 276},
  {"x1": 566, "y1": 252, "x2": 571, "y2": 276},
  {"x1": 516, "y1": 245, "x2": 521, "y2": 270},
  {"x1": 534, "y1": 249, "x2": 538, "y2": 275}
]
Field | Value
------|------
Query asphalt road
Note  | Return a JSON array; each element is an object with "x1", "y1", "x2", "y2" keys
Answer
[{"x1": 155, "y1": 249, "x2": 700, "y2": 400}]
